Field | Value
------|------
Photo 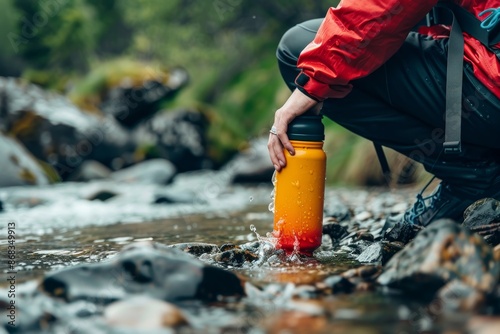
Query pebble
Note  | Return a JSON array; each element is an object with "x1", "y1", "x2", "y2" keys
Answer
[{"x1": 104, "y1": 296, "x2": 187, "y2": 329}]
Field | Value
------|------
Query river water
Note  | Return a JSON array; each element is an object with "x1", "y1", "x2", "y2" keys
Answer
[{"x1": 0, "y1": 179, "x2": 490, "y2": 333}]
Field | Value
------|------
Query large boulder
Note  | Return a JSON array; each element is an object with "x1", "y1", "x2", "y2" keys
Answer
[
  {"x1": 133, "y1": 108, "x2": 210, "y2": 172},
  {"x1": 378, "y1": 219, "x2": 499, "y2": 297},
  {"x1": 100, "y1": 67, "x2": 189, "y2": 127},
  {"x1": 463, "y1": 198, "x2": 500, "y2": 246},
  {"x1": 223, "y1": 137, "x2": 275, "y2": 184},
  {"x1": 0, "y1": 77, "x2": 135, "y2": 179},
  {"x1": 41, "y1": 242, "x2": 244, "y2": 303},
  {"x1": 0, "y1": 131, "x2": 49, "y2": 187}
]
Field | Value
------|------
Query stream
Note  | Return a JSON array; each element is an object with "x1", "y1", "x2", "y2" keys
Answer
[{"x1": 0, "y1": 177, "x2": 497, "y2": 333}]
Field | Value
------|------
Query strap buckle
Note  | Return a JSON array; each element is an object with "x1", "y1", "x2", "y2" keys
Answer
[{"x1": 443, "y1": 141, "x2": 462, "y2": 154}]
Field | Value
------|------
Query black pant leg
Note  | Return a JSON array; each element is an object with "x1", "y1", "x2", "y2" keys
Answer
[{"x1": 276, "y1": 19, "x2": 500, "y2": 192}]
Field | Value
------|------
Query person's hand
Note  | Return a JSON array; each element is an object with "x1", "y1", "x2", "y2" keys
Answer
[{"x1": 268, "y1": 89, "x2": 320, "y2": 171}]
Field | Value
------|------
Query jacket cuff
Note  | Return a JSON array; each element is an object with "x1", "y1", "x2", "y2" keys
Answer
[{"x1": 295, "y1": 71, "x2": 353, "y2": 100}]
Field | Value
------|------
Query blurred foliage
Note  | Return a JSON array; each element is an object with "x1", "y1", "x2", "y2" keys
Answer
[{"x1": 0, "y1": 0, "x2": 423, "y2": 185}]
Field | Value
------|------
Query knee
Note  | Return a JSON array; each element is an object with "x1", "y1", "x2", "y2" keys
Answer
[{"x1": 276, "y1": 18, "x2": 323, "y2": 67}]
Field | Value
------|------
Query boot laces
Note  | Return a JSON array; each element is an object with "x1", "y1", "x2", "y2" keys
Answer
[{"x1": 404, "y1": 177, "x2": 440, "y2": 225}]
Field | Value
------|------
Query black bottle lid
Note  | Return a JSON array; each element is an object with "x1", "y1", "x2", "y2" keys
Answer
[{"x1": 287, "y1": 115, "x2": 324, "y2": 141}]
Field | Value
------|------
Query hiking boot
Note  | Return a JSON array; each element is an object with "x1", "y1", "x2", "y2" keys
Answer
[{"x1": 383, "y1": 176, "x2": 500, "y2": 243}]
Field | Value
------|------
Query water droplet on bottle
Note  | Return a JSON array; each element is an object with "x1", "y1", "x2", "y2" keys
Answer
[
  {"x1": 271, "y1": 170, "x2": 277, "y2": 185},
  {"x1": 249, "y1": 196, "x2": 253, "y2": 202},
  {"x1": 309, "y1": 170, "x2": 313, "y2": 175},
  {"x1": 268, "y1": 201, "x2": 275, "y2": 213}
]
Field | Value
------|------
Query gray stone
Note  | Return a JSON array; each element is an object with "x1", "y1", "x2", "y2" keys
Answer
[
  {"x1": 224, "y1": 137, "x2": 274, "y2": 184},
  {"x1": 133, "y1": 108, "x2": 210, "y2": 172},
  {"x1": 0, "y1": 131, "x2": 50, "y2": 187},
  {"x1": 168, "y1": 242, "x2": 219, "y2": 256},
  {"x1": 378, "y1": 219, "x2": 500, "y2": 296},
  {"x1": 111, "y1": 159, "x2": 176, "y2": 185},
  {"x1": 0, "y1": 77, "x2": 135, "y2": 180},
  {"x1": 463, "y1": 198, "x2": 500, "y2": 246},
  {"x1": 42, "y1": 242, "x2": 244, "y2": 303},
  {"x1": 104, "y1": 296, "x2": 187, "y2": 329}
]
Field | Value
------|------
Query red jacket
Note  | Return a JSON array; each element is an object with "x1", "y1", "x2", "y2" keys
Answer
[{"x1": 296, "y1": 0, "x2": 500, "y2": 101}]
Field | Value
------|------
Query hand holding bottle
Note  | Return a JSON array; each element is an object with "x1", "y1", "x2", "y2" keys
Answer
[{"x1": 267, "y1": 89, "x2": 319, "y2": 171}]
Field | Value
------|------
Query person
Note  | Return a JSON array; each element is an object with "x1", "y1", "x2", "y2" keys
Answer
[{"x1": 268, "y1": 0, "x2": 500, "y2": 230}]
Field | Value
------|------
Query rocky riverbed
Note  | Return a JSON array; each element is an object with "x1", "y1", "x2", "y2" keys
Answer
[{"x1": 1, "y1": 175, "x2": 500, "y2": 333}]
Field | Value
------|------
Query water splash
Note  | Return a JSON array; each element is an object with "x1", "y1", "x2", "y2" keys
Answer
[{"x1": 248, "y1": 224, "x2": 311, "y2": 267}]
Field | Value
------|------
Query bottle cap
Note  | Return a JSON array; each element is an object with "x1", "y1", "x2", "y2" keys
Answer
[{"x1": 287, "y1": 115, "x2": 324, "y2": 141}]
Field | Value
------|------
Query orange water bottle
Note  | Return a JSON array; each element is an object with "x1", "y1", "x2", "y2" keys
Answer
[{"x1": 273, "y1": 115, "x2": 326, "y2": 256}]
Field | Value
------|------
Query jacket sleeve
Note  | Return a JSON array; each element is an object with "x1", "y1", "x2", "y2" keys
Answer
[{"x1": 295, "y1": 0, "x2": 439, "y2": 101}]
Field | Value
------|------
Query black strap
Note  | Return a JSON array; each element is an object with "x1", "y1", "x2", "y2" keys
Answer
[
  {"x1": 373, "y1": 142, "x2": 392, "y2": 185},
  {"x1": 442, "y1": 6, "x2": 464, "y2": 155},
  {"x1": 373, "y1": 3, "x2": 466, "y2": 180}
]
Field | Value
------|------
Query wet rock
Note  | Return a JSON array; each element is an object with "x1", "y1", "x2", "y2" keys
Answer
[
  {"x1": 42, "y1": 242, "x2": 245, "y2": 303},
  {"x1": 346, "y1": 239, "x2": 373, "y2": 255},
  {"x1": 322, "y1": 275, "x2": 355, "y2": 294},
  {"x1": 101, "y1": 67, "x2": 189, "y2": 127},
  {"x1": 86, "y1": 189, "x2": 118, "y2": 202},
  {"x1": 104, "y1": 296, "x2": 187, "y2": 329},
  {"x1": 495, "y1": 244, "x2": 500, "y2": 261},
  {"x1": 341, "y1": 265, "x2": 382, "y2": 281},
  {"x1": 224, "y1": 137, "x2": 274, "y2": 184},
  {"x1": 356, "y1": 243, "x2": 382, "y2": 264},
  {"x1": 378, "y1": 219, "x2": 500, "y2": 297},
  {"x1": 323, "y1": 199, "x2": 351, "y2": 222},
  {"x1": 0, "y1": 131, "x2": 50, "y2": 186},
  {"x1": 356, "y1": 241, "x2": 403, "y2": 265},
  {"x1": 66, "y1": 160, "x2": 112, "y2": 182},
  {"x1": 168, "y1": 242, "x2": 219, "y2": 256},
  {"x1": 468, "y1": 316, "x2": 500, "y2": 334},
  {"x1": 153, "y1": 187, "x2": 204, "y2": 205},
  {"x1": 0, "y1": 77, "x2": 135, "y2": 179},
  {"x1": 463, "y1": 198, "x2": 500, "y2": 246},
  {"x1": 133, "y1": 108, "x2": 210, "y2": 172},
  {"x1": 0, "y1": 282, "x2": 59, "y2": 333},
  {"x1": 220, "y1": 243, "x2": 239, "y2": 252},
  {"x1": 214, "y1": 248, "x2": 259, "y2": 267},
  {"x1": 436, "y1": 279, "x2": 486, "y2": 312},
  {"x1": 383, "y1": 218, "x2": 420, "y2": 244},
  {"x1": 111, "y1": 159, "x2": 176, "y2": 184},
  {"x1": 357, "y1": 231, "x2": 375, "y2": 242},
  {"x1": 322, "y1": 223, "x2": 349, "y2": 242},
  {"x1": 239, "y1": 241, "x2": 261, "y2": 253}
]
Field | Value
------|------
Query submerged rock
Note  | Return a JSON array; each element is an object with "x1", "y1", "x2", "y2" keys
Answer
[
  {"x1": 378, "y1": 219, "x2": 500, "y2": 297},
  {"x1": 104, "y1": 296, "x2": 187, "y2": 329},
  {"x1": 0, "y1": 131, "x2": 50, "y2": 187},
  {"x1": 42, "y1": 242, "x2": 244, "y2": 303},
  {"x1": 168, "y1": 242, "x2": 219, "y2": 256},
  {"x1": 463, "y1": 198, "x2": 500, "y2": 246},
  {"x1": 214, "y1": 248, "x2": 260, "y2": 267}
]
